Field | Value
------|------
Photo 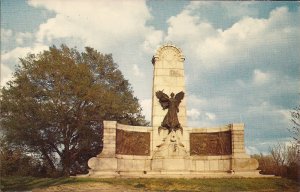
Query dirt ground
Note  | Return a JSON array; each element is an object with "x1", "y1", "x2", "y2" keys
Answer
[{"x1": 32, "y1": 182, "x2": 149, "y2": 192}]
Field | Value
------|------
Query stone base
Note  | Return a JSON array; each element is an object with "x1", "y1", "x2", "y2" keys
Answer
[
  {"x1": 86, "y1": 170, "x2": 270, "y2": 178},
  {"x1": 86, "y1": 156, "x2": 265, "y2": 178},
  {"x1": 88, "y1": 157, "x2": 117, "y2": 171},
  {"x1": 83, "y1": 121, "x2": 265, "y2": 178},
  {"x1": 232, "y1": 158, "x2": 259, "y2": 171},
  {"x1": 152, "y1": 158, "x2": 189, "y2": 171}
]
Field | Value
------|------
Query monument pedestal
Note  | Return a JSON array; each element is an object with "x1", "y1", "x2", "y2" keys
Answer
[{"x1": 84, "y1": 121, "x2": 262, "y2": 178}]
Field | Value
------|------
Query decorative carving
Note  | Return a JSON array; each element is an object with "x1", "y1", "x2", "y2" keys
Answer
[
  {"x1": 156, "y1": 90, "x2": 184, "y2": 134},
  {"x1": 116, "y1": 129, "x2": 150, "y2": 156},
  {"x1": 190, "y1": 131, "x2": 232, "y2": 156},
  {"x1": 153, "y1": 44, "x2": 185, "y2": 63},
  {"x1": 170, "y1": 70, "x2": 182, "y2": 77},
  {"x1": 153, "y1": 131, "x2": 187, "y2": 158}
]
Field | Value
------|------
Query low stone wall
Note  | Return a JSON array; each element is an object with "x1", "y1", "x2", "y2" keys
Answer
[{"x1": 87, "y1": 121, "x2": 260, "y2": 177}]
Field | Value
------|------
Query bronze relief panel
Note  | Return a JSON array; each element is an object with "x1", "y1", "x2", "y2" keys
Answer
[
  {"x1": 116, "y1": 129, "x2": 150, "y2": 156},
  {"x1": 190, "y1": 131, "x2": 232, "y2": 156}
]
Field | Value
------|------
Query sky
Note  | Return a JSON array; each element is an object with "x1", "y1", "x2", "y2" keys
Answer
[{"x1": 1, "y1": 0, "x2": 299, "y2": 154}]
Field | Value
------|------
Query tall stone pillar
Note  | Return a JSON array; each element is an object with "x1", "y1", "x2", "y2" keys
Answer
[{"x1": 151, "y1": 44, "x2": 187, "y2": 153}]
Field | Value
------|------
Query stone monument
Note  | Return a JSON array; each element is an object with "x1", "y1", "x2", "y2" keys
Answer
[{"x1": 86, "y1": 44, "x2": 261, "y2": 178}]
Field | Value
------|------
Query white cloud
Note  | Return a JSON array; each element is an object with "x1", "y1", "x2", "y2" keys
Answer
[
  {"x1": 142, "y1": 30, "x2": 164, "y2": 54},
  {"x1": 1, "y1": 44, "x2": 48, "y2": 65},
  {"x1": 16, "y1": 32, "x2": 33, "y2": 45},
  {"x1": 187, "y1": 108, "x2": 200, "y2": 120},
  {"x1": 1, "y1": 64, "x2": 14, "y2": 87},
  {"x1": 165, "y1": 4, "x2": 300, "y2": 73},
  {"x1": 1, "y1": 44, "x2": 49, "y2": 86},
  {"x1": 1, "y1": 29, "x2": 13, "y2": 40},
  {"x1": 253, "y1": 69, "x2": 271, "y2": 85},
  {"x1": 133, "y1": 64, "x2": 144, "y2": 77},
  {"x1": 206, "y1": 112, "x2": 216, "y2": 120},
  {"x1": 28, "y1": 0, "x2": 156, "y2": 49},
  {"x1": 245, "y1": 146, "x2": 260, "y2": 155},
  {"x1": 187, "y1": 94, "x2": 208, "y2": 106},
  {"x1": 27, "y1": 0, "x2": 162, "y2": 102},
  {"x1": 187, "y1": 107, "x2": 217, "y2": 127},
  {"x1": 165, "y1": 3, "x2": 299, "y2": 153}
]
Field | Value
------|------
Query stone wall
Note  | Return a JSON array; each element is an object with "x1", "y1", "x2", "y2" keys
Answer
[
  {"x1": 88, "y1": 121, "x2": 153, "y2": 175},
  {"x1": 87, "y1": 121, "x2": 260, "y2": 177}
]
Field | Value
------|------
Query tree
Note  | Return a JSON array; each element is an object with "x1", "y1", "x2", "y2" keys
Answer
[
  {"x1": 0, "y1": 136, "x2": 44, "y2": 177},
  {"x1": 0, "y1": 45, "x2": 148, "y2": 176},
  {"x1": 269, "y1": 142, "x2": 299, "y2": 179},
  {"x1": 290, "y1": 105, "x2": 300, "y2": 145},
  {"x1": 269, "y1": 143, "x2": 288, "y2": 176}
]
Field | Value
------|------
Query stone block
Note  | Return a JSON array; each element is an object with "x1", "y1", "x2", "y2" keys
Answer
[
  {"x1": 117, "y1": 158, "x2": 125, "y2": 170},
  {"x1": 98, "y1": 150, "x2": 115, "y2": 158},
  {"x1": 223, "y1": 160, "x2": 230, "y2": 171},
  {"x1": 153, "y1": 76, "x2": 174, "y2": 86},
  {"x1": 120, "y1": 159, "x2": 133, "y2": 171},
  {"x1": 204, "y1": 160, "x2": 210, "y2": 171},
  {"x1": 163, "y1": 158, "x2": 186, "y2": 171},
  {"x1": 153, "y1": 86, "x2": 172, "y2": 94},
  {"x1": 231, "y1": 123, "x2": 244, "y2": 131},
  {"x1": 188, "y1": 159, "x2": 196, "y2": 170},
  {"x1": 232, "y1": 158, "x2": 259, "y2": 171},
  {"x1": 209, "y1": 160, "x2": 219, "y2": 171},
  {"x1": 132, "y1": 159, "x2": 147, "y2": 170},
  {"x1": 145, "y1": 160, "x2": 151, "y2": 171},
  {"x1": 103, "y1": 139, "x2": 115, "y2": 145},
  {"x1": 151, "y1": 159, "x2": 163, "y2": 170},
  {"x1": 88, "y1": 157, "x2": 117, "y2": 171},
  {"x1": 103, "y1": 121, "x2": 117, "y2": 128},
  {"x1": 103, "y1": 143, "x2": 115, "y2": 149},
  {"x1": 218, "y1": 160, "x2": 224, "y2": 171},
  {"x1": 105, "y1": 135, "x2": 116, "y2": 141},
  {"x1": 104, "y1": 128, "x2": 116, "y2": 134},
  {"x1": 155, "y1": 68, "x2": 169, "y2": 76},
  {"x1": 233, "y1": 141, "x2": 244, "y2": 145},
  {"x1": 152, "y1": 106, "x2": 167, "y2": 115},
  {"x1": 233, "y1": 149, "x2": 246, "y2": 153},
  {"x1": 196, "y1": 160, "x2": 204, "y2": 171}
]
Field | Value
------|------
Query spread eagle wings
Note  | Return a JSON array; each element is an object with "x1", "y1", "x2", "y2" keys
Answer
[
  {"x1": 156, "y1": 90, "x2": 169, "y2": 110},
  {"x1": 175, "y1": 91, "x2": 184, "y2": 103}
]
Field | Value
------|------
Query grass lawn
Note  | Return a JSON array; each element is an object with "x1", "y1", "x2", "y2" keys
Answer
[{"x1": 1, "y1": 176, "x2": 299, "y2": 191}]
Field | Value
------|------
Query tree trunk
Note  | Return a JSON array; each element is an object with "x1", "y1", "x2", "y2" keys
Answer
[{"x1": 40, "y1": 148, "x2": 56, "y2": 172}]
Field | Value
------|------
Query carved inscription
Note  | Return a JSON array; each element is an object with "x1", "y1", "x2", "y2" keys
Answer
[
  {"x1": 170, "y1": 69, "x2": 182, "y2": 77},
  {"x1": 116, "y1": 129, "x2": 150, "y2": 156},
  {"x1": 190, "y1": 131, "x2": 232, "y2": 156}
]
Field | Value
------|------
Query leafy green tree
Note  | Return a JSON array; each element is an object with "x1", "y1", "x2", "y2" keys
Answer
[{"x1": 0, "y1": 45, "x2": 148, "y2": 176}]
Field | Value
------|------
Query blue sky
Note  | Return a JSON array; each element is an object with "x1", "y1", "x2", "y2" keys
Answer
[{"x1": 1, "y1": 0, "x2": 299, "y2": 154}]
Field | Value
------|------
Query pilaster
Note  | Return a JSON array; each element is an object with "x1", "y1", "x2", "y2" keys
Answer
[{"x1": 98, "y1": 121, "x2": 117, "y2": 158}]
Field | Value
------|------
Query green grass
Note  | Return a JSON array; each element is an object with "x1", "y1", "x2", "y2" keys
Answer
[{"x1": 1, "y1": 177, "x2": 299, "y2": 191}]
